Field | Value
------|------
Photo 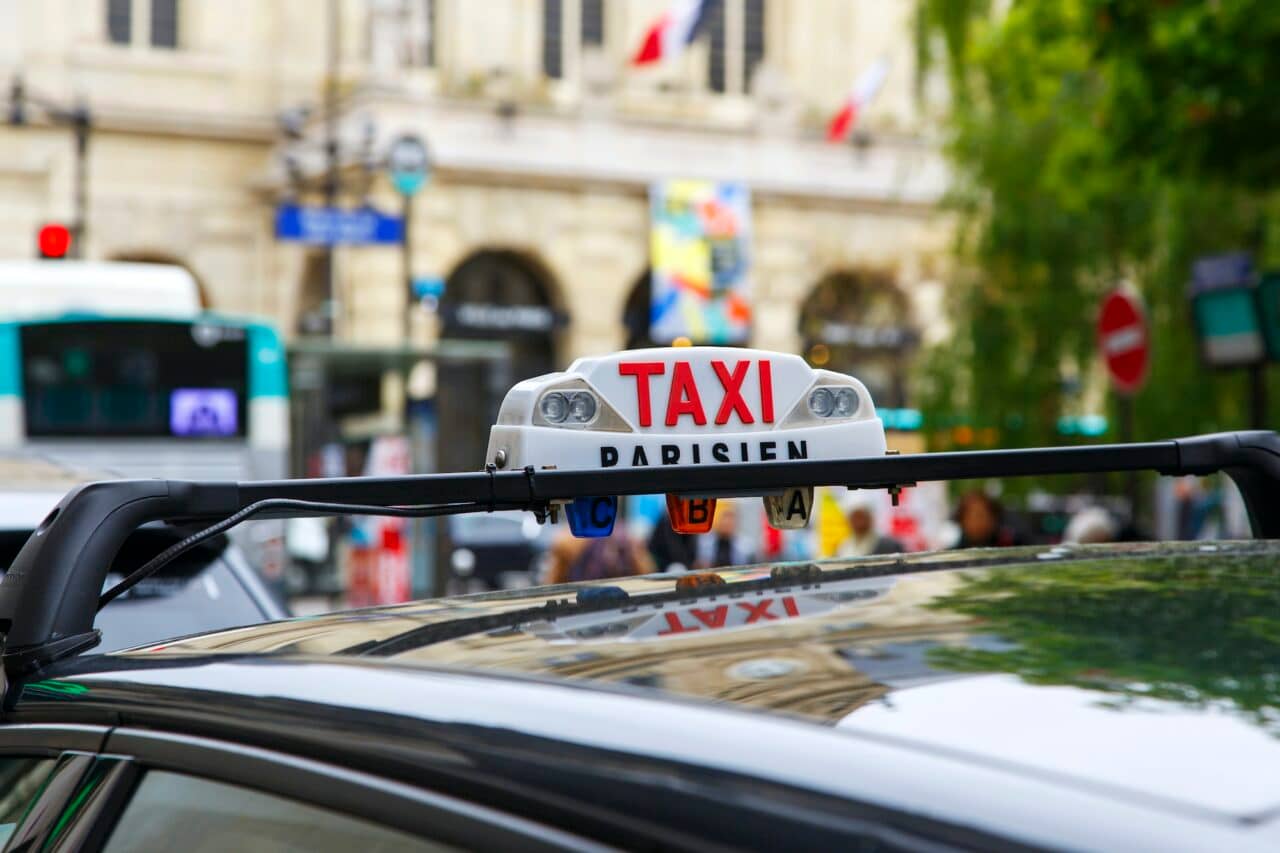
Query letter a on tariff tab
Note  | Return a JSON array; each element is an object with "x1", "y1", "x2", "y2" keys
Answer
[{"x1": 763, "y1": 487, "x2": 813, "y2": 530}]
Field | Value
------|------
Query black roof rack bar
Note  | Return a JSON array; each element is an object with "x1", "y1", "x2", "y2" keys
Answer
[{"x1": 1, "y1": 429, "x2": 1277, "y2": 686}]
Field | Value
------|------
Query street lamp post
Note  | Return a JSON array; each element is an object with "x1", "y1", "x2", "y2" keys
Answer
[{"x1": 323, "y1": 0, "x2": 341, "y2": 336}]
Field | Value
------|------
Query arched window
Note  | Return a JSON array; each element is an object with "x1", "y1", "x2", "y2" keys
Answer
[
  {"x1": 437, "y1": 250, "x2": 562, "y2": 471},
  {"x1": 798, "y1": 271, "x2": 918, "y2": 408},
  {"x1": 622, "y1": 269, "x2": 656, "y2": 350}
]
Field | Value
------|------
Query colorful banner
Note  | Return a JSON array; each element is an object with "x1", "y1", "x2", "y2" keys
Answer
[{"x1": 649, "y1": 180, "x2": 752, "y2": 344}]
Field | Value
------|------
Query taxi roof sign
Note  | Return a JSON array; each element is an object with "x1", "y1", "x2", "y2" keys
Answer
[
  {"x1": 486, "y1": 346, "x2": 887, "y2": 537},
  {"x1": 487, "y1": 347, "x2": 885, "y2": 474}
]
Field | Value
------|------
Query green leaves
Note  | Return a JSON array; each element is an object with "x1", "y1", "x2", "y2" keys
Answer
[
  {"x1": 916, "y1": 0, "x2": 1280, "y2": 448},
  {"x1": 926, "y1": 553, "x2": 1280, "y2": 729}
]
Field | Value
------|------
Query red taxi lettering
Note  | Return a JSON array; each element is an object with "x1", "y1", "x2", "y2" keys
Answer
[
  {"x1": 738, "y1": 599, "x2": 777, "y2": 623},
  {"x1": 658, "y1": 612, "x2": 700, "y2": 636},
  {"x1": 665, "y1": 362, "x2": 707, "y2": 426},
  {"x1": 618, "y1": 362, "x2": 665, "y2": 427},
  {"x1": 656, "y1": 596, "x2": 800, "y2": 636},
  {"x1": 691, "y1": 605, "x2": 728, "y2": 628},
  {"x1": 712, "y1": 360, "x2": 753, "y2": 425},
  {"x1": 619, "y1": 358, "x2": 777, "y2": 428},
  {"x1": 759, "y1": 360, "x2": 775, "y2": 423}
]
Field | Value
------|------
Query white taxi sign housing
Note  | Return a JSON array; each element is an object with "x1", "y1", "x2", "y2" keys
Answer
[{"x1": 486, "y1": 347, "x2": 887, "y2": 476}]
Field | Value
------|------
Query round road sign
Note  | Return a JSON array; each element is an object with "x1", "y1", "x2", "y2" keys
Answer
[
  {"x1": 388, "y1": 134, "x2": 430, "y2": 196},
  {"x1": 1097, "y1": 290, "x2": 1150, "y2": 393}
]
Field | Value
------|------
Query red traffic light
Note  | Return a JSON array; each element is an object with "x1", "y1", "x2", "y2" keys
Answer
[{"x1": 38, "y1": 223, "x2": 72, "y2": 259}]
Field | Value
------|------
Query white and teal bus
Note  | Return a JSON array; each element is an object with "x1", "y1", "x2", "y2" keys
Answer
[
  {"x1": 0, "y1": 260, "x2": 289, "y2": 573},
  {"x1": 0, "y1": 260, "x2": 288, "y2": 479}
]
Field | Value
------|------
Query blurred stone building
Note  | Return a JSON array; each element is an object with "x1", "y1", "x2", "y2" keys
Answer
[{"x1": 0, "y1": 0, "x2": 949, "y2": 471}]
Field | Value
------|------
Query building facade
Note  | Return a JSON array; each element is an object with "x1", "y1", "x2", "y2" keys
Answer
[{"x1": 0, "y1": 0, "x2": 950, "y2": 471}]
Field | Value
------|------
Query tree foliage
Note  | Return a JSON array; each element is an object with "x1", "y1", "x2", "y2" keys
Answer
[
  {"x1": 914, "y1": 0, "x2": 1280, "y2": 448},
  {"x1": 926, "y1": 552, "x2": 1280, "y2": 733}
]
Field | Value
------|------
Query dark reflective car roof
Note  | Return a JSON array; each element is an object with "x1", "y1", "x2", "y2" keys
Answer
[{"x1": 105, "y1": 538, "x2": 1280, "y2": 821}]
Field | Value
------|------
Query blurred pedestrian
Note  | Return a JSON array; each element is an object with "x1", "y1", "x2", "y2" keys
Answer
[
  {"x1": 1062, "y1": 506, "x2": 1118, "y2": 544},
  {"x1": 545, "y1": 527, "x2": 655, "y2": 584},
  {"x1": 836, "y1": 491, "x2": 903, "y2": 557},
  {"x1": 697, "y1": 501, "x2": 756, "y2": 568},
  {"x1": 648, "y1": 511, "x2": 699, "y2": 573},
  {"x1": 1174, "y1": 477, "x2": 1223, "y2": 540},
  {"x1": 953, "y1": 491, "x2": 1022, "y2": 549}
]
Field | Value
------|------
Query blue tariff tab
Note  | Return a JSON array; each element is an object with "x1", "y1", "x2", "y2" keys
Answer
[{"x1": 565, "y1": 496, "x2": 618, "y2": 538}]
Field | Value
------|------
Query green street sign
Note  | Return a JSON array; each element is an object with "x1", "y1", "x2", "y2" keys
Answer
[
  {"x1": 1191, "y1": 286, "x2": 1264, "y2": 367},
  {"x1": 1257, "y1": 272, "x2": 1280, "y2": 362}
]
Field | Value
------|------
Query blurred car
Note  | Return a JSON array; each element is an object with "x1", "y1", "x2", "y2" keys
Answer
[
  {"x1": 446, "y1": 509, "x2": 555, "y2": 590},
  {"x1": 0, "y1": 457, "x2": 286, "y2": 652}
]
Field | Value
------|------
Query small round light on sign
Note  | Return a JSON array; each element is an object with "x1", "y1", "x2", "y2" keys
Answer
[
  {"x1": 834, "y1": 388, "x2": 858, "y2": 417},
  {"x1": 568, "y1": 391, "x2": 597, "y2": 423},
  {"x1": 808, "y1": 387, "x2": 835, "y2": 418},
  {"x1": 539, "y1": 392, "x2": 569, "y2": 423}
]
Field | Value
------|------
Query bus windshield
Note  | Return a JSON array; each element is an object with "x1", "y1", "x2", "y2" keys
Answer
[{"x1": 21, "y1": 320, "x2": 249, "y2": 439}]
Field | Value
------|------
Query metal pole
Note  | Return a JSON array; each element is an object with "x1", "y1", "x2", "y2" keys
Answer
[
  {"x1": 1250, "y1": 363, "x2": 1268, "y2": 429},
  {"x1": 323, "y1": 0, "x2": 341, "y2": 337},
  {"x1": 71, "y1": 106, "x2": 90, "y2": 259},
  {"x1": 1119, "y1": 393, "x2": 1139, "y2": 524},
  {"x1": 402, "y1": 193, "x2": 414, "y2": 344}
]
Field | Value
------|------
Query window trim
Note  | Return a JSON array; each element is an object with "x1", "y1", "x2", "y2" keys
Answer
[
  {"x1": 0, "y1": 723, "x2": 110, "y2": 754},
  {"x1": 103, "y1": 728, "x2": 599, "y2": 852}
]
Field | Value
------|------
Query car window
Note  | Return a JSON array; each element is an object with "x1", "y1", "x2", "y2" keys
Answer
[
  {"x1": 95, "y1": 558, "x2": 268, "y2": 652},
  {"x1": 0, "y1": 756, "x2": 58, "y2": 844},
  {"x1": 450, "y1": 511, "x2": 550, "y2": 545},
  {"x1": 2, "y1": 527, "x2": 268, "y2": 652},
  {"x1": 103, "y1": 770, "x2": 458, "y2": 853}
]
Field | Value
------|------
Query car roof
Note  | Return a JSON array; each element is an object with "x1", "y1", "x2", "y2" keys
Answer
[
  {"x1": 34, "y1": 539, "x2": 1278, "y2": 829},
  {"x1": 0, "y1": 457, "x2": 112, "y2": 530}
]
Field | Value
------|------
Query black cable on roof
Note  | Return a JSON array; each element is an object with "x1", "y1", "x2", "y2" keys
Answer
[{"x1": 97, "y1": 498, "x2": 519, "y2": 610}]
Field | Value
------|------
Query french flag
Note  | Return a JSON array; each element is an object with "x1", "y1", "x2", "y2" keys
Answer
[
  {"x1": 632, "y1": 0, "x2": 717, "y2": 66},
  {"x1": 826, "y1": 58, "x2": 890, "y2": 142}
]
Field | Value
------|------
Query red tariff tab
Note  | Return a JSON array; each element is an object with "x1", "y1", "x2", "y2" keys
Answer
[{"x1": 667, "y1": 494, "x2": 716, "y2": 534}]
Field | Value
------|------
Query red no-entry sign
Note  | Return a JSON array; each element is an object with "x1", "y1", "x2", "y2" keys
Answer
[{"x1": 1097, "y1": 290, "x2": 1150, "y2": 393}]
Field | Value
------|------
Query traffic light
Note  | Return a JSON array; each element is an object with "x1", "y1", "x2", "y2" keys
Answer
[{"x1": 37, "y1": 223, "x2": 71, "y2": 259}]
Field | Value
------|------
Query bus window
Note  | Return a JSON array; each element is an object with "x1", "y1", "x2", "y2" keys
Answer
[{"x1": 20, "y1": 321, "x2": 248, "y2": 439}]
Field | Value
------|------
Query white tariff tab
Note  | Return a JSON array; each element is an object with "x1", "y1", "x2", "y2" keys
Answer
[{"x1": 763, "y1": 487, "x2": 813, "y2": 529}]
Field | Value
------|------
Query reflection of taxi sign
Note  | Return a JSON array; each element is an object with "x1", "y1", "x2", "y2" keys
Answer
[
  {"x1": 486, "y1": 347, "x2": 886, "y2": 538},
  {"x1": 532, "y1": 576, "x2": 896, "y2": 643}
]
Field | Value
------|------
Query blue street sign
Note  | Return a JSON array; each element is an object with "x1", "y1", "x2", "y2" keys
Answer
[
  {"x1": 565, "y1": 495, "x2": 618, "y2": 538},
  {"x1": 275, "y1": 204, "x2": 404, "y2": 245}
]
